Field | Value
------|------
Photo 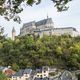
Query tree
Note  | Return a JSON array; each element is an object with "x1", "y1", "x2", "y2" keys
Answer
[
  {"x1": 0, "y1": 71, "x2": 8, "y2": 80},
  {"x1": 0, "y1": 26, "x2": 4, "y2": 36},
  {"x1": 0, "y1": 0, "x2": 72, "y2": 23},
  {"x1": 77, "y1": 74, "x2": 80, "y2": 80},
  {"x1": 0, "y1": 34, "x2": 80, "y2": 70}
]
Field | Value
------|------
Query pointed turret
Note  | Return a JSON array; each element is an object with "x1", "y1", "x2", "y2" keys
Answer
[
  {"x1": 12, "y1": 27, "x2": 16, "y2": 40},
  {"x1": 47, "y1": 14, "x2": 49, "y2": 19}
]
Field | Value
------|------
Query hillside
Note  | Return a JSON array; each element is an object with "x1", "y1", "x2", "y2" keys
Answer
[{"x1": 0, "y1": 35, "x2": 80, "y2": 71}]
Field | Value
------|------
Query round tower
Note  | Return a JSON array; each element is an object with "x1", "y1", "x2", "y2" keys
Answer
[{"x1": 12, "y1": 27, "x2": 16, "y2": 40}]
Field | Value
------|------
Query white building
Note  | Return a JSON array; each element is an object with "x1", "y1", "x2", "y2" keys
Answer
[
  {"x1": 20, "y1": 18, "x2": 54, "y2": 37},
  {"x1": 20, "y1": 18, "x2": 79, "y2": 37},
  {"x1": 52, "y1": 27, "x2": 79, "y2": 37},
  {"x1": 34, "y1": 66, "x2": 49, "y2": 78},
  {"x1": 11, "y1": 69, "x2": 32, "y2": 80}
]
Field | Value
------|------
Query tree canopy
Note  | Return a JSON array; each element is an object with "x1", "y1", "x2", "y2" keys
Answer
[
  {"x1": 0, "y1": 71, "x2": 7, "y2": 80},
  {"x1": 0, "y1": 0, "x2": 72, "y2": 23},
  {"x1": 0, "y1": 34, "x2": 80, "y2": 71}
]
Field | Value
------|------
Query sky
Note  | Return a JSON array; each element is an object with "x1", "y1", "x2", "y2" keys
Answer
[{"x1": 0, "y1": 0, "x2": 80, "y2": 37}]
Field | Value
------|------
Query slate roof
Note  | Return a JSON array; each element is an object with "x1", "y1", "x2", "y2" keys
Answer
[
  {"x1": 31, "y1": 70, "x2": 36, "y2": 76},
  {"x1": 53, "y1": 27, "x2": 77, "y2": 31},
  {"x1": 23, "y1": 21, "x2": 35, "y2": 28},
  {"x1": 13, "y1": 69, "x2": 32, "y2": 77},
  {"x1": 12, "y1": 27, "x2": 16, "y2": 32},
  {"x1": 59, "y1": 70, "x2": 73, "y2": 80},
  {"x1": 0, "y1": 66, "x2": 8, "y2": 71},
  {"x1": 36, "y1": 69, "x2": 42, "y2": 73},
  {"x1": 34, "y1": 77, "x2": 53, "y2": 80},
  {"x1": 21, "y1": 18, "x2": 53, "y2": 32},
  {"x1": 24, "y1": 69, "x2": 32, "y2": 74},
  {"x1": 36, "y1": 18, "x2": 53, "y2": 26},
  {"x1": 13, "y1": 69, "x2": 24, "y2": 77}
]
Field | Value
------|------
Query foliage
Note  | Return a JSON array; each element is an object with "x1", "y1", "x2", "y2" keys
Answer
[
  {"x1": 0, "y1": 71, "x2": 8, "y2": 80},
  {"x1": 77, "y1": 74, "x2": 80, "y2": 80},
  {"x1": 0, "y1": 34, "x2": 80, "y2": 70},
  {"x1": 0, "y1": 0, "x2": 72, "y2": 23}
]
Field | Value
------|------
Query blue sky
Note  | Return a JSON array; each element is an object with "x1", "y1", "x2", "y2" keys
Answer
[{"x1": 0, "y1": 0, "x2": 80, "y2": 37}]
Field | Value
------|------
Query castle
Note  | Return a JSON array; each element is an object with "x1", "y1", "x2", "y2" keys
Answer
[{"x1": 19, "y1": 17, "x2": 79, "y2": 37}]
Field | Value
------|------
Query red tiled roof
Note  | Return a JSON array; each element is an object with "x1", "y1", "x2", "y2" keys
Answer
[{"x1": 4, "y1": 69, "x2": 16, "y2": 77}]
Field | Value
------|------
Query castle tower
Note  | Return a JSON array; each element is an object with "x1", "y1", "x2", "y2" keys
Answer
[
  {"x1": 47, "y1": 14, "x2": 49, "y2": 19},
  {"x1": 12, "y1": 27, "x2": 16, "y2": 40}
]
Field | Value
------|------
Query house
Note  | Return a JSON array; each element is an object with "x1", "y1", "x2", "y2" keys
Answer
[
  {"x1": 0, "y1": 66, "x2": 11, "y2": 73},
  {"x1": 53, "y1": 70, "x2": 78, "y2": 80},
  {"x1": 3, "y1": 69, "x2": 16, "y2": 80},
  {"x1": 4, "y1": 69, "x2": 16, "y2": 77},
  {"x1": 11, "y1": 69, "x2": 32, "y2": 80},
  {"x1": 34, "y1": 66, "x2": 49, "y2": 79},
  {"x1": 60, "y1": 70, "x2": 77, "y2": 80}
]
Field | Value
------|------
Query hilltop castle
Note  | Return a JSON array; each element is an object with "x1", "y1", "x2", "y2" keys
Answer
[{"x1": 19, "y1": 17, "x2": 79, "y2": 37}]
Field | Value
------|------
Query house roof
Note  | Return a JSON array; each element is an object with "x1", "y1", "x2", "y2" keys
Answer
[
  {"x1": 13, "y1": 69, "x2": 24, "y2": 77},
  {"x1": 13, "y1": 69, "x2": 32, "y2": 77},
  {"x1": 24, "y1": 69, "x2": 32, "y2": 74},
  {"x1": 0, "y1": 66, "x2": 6, "y2": 71},
  {"x1": 34, "y1": 77, "x2": 53, "y2": 80},
  {"x1": 31, "y1": 70, "x2": 36, "y2": 76},
  {"x1": 59, "y1": 70, "x2": 73, "y2": 80},
  {"x1": 4, "y1": 69, "x2": 16, "y2": 77},
  {"x1": 36, "y1": 68, "x2": 42, "y2": 73}
]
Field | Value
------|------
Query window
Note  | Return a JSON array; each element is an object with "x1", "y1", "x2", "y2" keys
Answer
[
  {"x1": 37, "y1": 75, "x2": 39, "y2": 77},
  {"x1": 26, "y1": 78, "x2": 28, "y2": 80},
  {"x1": 13, "y1": 78, "x2": 17, "y2": 80},
  {"x1": 19, "y1": 76, "x2": 21, "y2": 78},
  {"x1": 40, "y1": 75, "x2": 42, "y2": 78},
  {"x1": 44, "y1": 71, "x2": 46, "y2": 73}
]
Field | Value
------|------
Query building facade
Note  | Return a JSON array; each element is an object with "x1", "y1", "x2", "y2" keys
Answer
[
  {"x1": 20, "y1": 18, "x2": 54, "y2": 37},
  {"x1": 20, "y1": 18, "x2": 79, "y2": 37},
  {"x1": 52, "y1": 27, "x2": 79, "y2": 37},
  {"x1": 11, "y1": 69, "x2": 32, "y2": 80}
]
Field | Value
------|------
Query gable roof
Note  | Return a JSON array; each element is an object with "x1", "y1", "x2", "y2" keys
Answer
[
  {"x1": 13, "y1": 69, "x2": 24, "y2": 77},
  {"x1": 12, "y1": 27, "x2": 16, "y2": 32},
  {"x1": 53, "y1": 27, "x2": 77, "y2": 31},
  {"x1": 23, "y1": 21, "x2": 35, "y2": 28},
  {"x1": 4, "y1": 69, "x2": 16, "y2": 77},
  {"x1": 0, "y1": 66, "x2": 9, "y2": 71},
  {"x1": 35, "y1": 18, "x2": 53, "y2": 26},
  {"x1": 13, "y1": 69, "x2": 32, "y2": 77},
  {"x1": 24, "y1": 69, "x2": 32, "y2": 74},
  {"x1": 0, "y1": 66, "x2": 6, "y2": 71}
]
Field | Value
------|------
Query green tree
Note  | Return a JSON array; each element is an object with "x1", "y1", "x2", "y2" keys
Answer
[
  {"x1": 0, "y1": 34, "x2": 80, "y2": 70},
  {"x1": 0, "y1": 0, "x2": 72, "y2": 23},
  {"x1": 0, "y1": 71, "x2": 8, "y2": 80}
]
